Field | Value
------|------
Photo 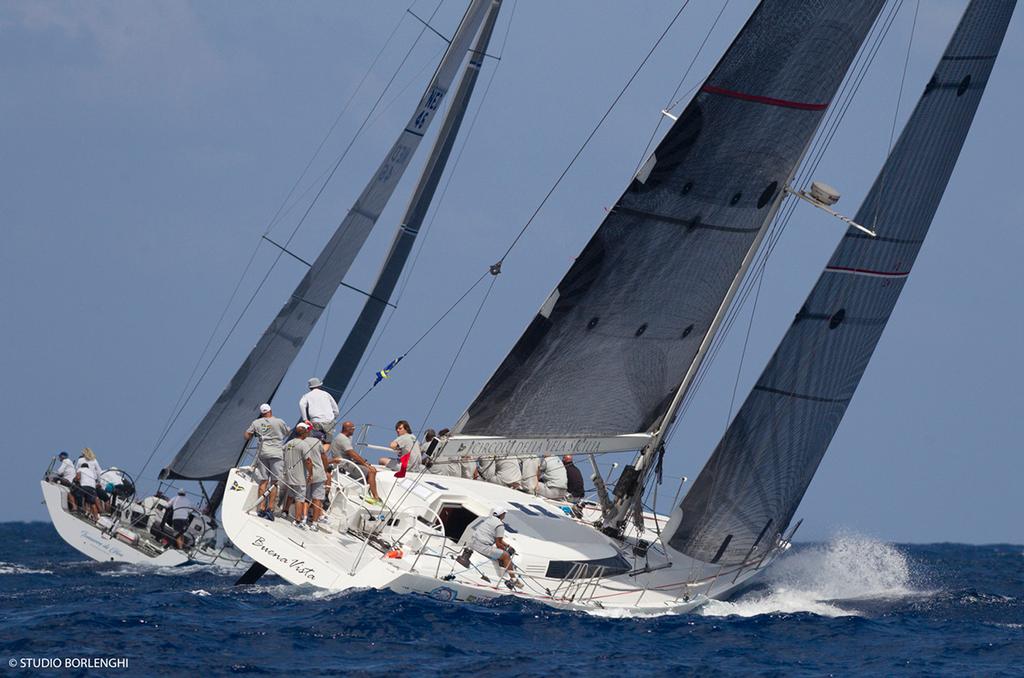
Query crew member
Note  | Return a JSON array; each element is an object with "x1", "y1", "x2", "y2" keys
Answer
[
  {"x1": 563, "y1": 455, "x2": 585, "y2": 500},
  {"x1": 282, "y1": 423, "x2": 315, "y2": 527},
  {"x1": 303, "y1": 427, "x2": 331, "y2": 528},
  {"x1": 519, "y1": 455, "x2": 540, "y2": 494},
  {"x1": 75, "y1": 448, "x2": 102, "y2": 520},
  {"x1": 54, "y1": 451, "x2": 77, "y2": 511},
  {"x1": 536, "y1": 454, "x2": 568, "y2": 500},
  {"x1": 245, "y1": 403, "x2": 290, "y2": 521},
  {"x1": 299, "y1": 377, "x2": 339, "y2": 442},
  {"x1": 496, "y1": 456, "x2": 523, "y2": 489},
  {"x1": 380, "y1": 420, "x2": 421, "y2": 477},
  {"x1": 329, "y1": 421, "x2": 381, "y2": 504},
  {"x1": 166, "y1": 489, "x2": 194, "y2": 550},
  {"x1": 466, "y1": 506, "x2": 521, "y2": 588}
]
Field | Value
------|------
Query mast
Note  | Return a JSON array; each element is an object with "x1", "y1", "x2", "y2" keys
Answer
[
  {"x1": 161, "y1": 0, "x2": 492, "y2": 481},
  {"x1": 322, "y1": 0, "x2": 503, "y2": 402}
]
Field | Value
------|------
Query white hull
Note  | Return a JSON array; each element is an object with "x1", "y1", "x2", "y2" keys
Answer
[
  {"x1": 223, "y1": 467, "x2": 783, "y2": 615},
  {"x1": 41, "y1": 480, "x2": 248, "y2": 570}
]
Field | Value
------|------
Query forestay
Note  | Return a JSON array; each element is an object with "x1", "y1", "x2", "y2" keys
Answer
[
  {"x1": 454, "y1": 0, "x2": 884, "y2": 441},
  {"x1": 668, "y1": 0, "x2": 1016, "y2": 567},
  {"x1": 163, "y1": 0, "x2": 493, "y2": 481}
]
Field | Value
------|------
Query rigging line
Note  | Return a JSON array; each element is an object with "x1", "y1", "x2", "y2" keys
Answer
[
  {"x1": 315, "y1": 297, "x2": 332, "y2": 374},
  {"x1": 632, "y1": 0, "x2": 726, "y2": 175},
  {"x1": 139, "y1": 11, "x2": 443, "y2": 471},
  {"x1": 873, "y1": 0, "x2": 919, "y2": 232},
  {"x1": 343, "y1": 2, "x2": 517, "y2": 401},
  {"x1": 340, "y1": 269, "x2": 491, "y2": 418},
  {"x1": 147, "y1": 5, "x2": 422, "y2": 464},
  {"x1": 495, "y1": 0, "x2": 691, "y2": 265},
  {"x1": 724, "y1": 268, "x2": 765, "y2": 428},
  {"x1": 670, "y1": 0, "x2": 903, "y2": 427},
  {"x1": 419, "y1": 275, "x2": 497, "y2": 433}
]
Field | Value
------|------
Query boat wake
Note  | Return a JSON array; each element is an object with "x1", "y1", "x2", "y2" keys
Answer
[{"x1": 701, "y1": 534, "x2": 922, "y2": 618}]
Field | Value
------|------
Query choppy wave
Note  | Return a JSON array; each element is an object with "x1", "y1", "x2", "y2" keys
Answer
[
  {"x1": 0, "y1": 561, "x2": 52, "y2": 575},
  {"x1": 701, "y1": 534, "x2": 922, "y2": 618},
  {"x1": 2, "y1": 523, "x2": 1022, "y2": 676}
]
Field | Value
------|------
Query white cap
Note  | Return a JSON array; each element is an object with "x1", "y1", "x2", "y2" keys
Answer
[
  {"x1": 308, "y1": 377, "x2": 323, "y2": 389},
  {"x1": 259, "y1": 404, "x2": 272, "y2": 414},
  {"x1": 177, "y1": 488, "x2": 186, "y2": 495},
  {"x1": 491, "y1": 505, "x2": 506, "y2": 517},
  {"x1": 296, "y1": 421, "x2": 310, "y2": 430}
]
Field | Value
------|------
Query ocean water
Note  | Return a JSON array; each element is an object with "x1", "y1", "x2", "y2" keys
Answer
[{"x1": 1, "y1": 523, "x2": 1021, "y2": 676}]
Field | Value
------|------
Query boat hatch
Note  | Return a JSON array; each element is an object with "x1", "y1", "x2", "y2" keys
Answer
[
  {"x1": 437, "y1": 503, "x2": 479, "y2": 542},
  {"x1": 545, "y1": 554, "x2": 631, "y2": 579}
]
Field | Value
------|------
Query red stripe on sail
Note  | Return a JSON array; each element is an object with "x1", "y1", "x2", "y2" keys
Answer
[
  {"x1": 700, "y1": 84, "x2": 829, "y2": 111},
  {"x1": 826, "y1": 266, "x2": 910, "y2": 278}
]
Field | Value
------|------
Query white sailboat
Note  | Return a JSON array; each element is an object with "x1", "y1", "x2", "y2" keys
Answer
[{"x1": 214, "y1": 0, "x2": 1015, "y2": 614}]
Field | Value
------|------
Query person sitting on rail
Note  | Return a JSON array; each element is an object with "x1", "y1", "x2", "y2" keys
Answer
[
  {"x1": 519, "y1": 454, "x2": 540, "y2": 494},
  {"x1": 495, "y1": 456, "x2": 523, "y2": 490},
  {"x1": 464, "y1": 506, "x2": 522, "y2": 589},
  {"x1": 562, "y1": 455, "x2": 585, "y2": 500},
  {"x1": 535, "y1": 454, "x2": 568, "y2": 500},
  {"x1": 474, "y1": 455, "x2": 497, "y2": 483},
  {"x1": 379, "y1": 420, "x2": 421, "y2": 478},
  {"x1": 52, "y1": 451, "x2": 78, "y2": 512},
  {"x1": 328, "y1": 421, "x2": 381, "y2": 504},
  {"x1": 244, "y1": 403, "x2": 290, "y2": 522}
]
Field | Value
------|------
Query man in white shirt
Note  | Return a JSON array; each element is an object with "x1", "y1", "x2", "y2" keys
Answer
[
  {"x1": 536, "y1": 454, "x2": 568, "y2": 500},
  {"x1": 75, "y1": 449, "x2": 102, "y2": 520},
  {"x1": 166, "y1": 489, "x2": 194, "y2": 550},
  {"x1": 495, "y1": 457, "x2": 523, "y2": 489},
  {"x1": 54, "y1": 452, "x2": 77, "y2": 511},
  {"x1": 298, "y1": 377, "x2": 339, "y2": 443},
  {"x1": 519, "y1": 455, "x2": 541, "y2": 494},
  {"x1": 465, "y1": 507, "x2": 521, "y2": 588}
]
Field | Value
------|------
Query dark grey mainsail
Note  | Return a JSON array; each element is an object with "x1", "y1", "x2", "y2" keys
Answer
[
  {"x1": 322, "y1": 0, "x2": 503, "y2": 401},
  {"x1": 453, "y1": 0, "x2": 884, "y2": 441},
  {"x1": 163, "y1": 0, "x2": 492, "y2": 481},
  {"x1": 668, "y1": 0, "x2": 1015, "y2": 567}
]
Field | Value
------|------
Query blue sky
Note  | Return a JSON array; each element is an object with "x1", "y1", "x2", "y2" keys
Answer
[{"x1": 1, "y1": 1, "x2": 1020, "y2": 543}]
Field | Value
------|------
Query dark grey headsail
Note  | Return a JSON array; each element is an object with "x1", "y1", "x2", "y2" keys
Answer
[
  {"x1": 163, "y1": 0, "x2": 493, "y2": 481},
  {"x1": 453, "y1": 0, "x2": 884, "y2": 441},
  {"x1": 322, "y1": 0, "x2": 503, "y2": 402},
  {"x1": 668, "y1": 0, "x2": 1015, "y2": 567}
]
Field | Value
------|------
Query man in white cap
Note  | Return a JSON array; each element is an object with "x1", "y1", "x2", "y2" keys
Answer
[
  {"x1": 281, "y1": 422, "x2": 315, "y2": 527},
  {"x1": 465, "y1": 506, "x2": 521, "y2": 588},
  {"x1": 298, "y1": 377, "x2": 339, "y2": 443},
  {"x1": 244, "y1": 403, "x2": 290, "y2": 521}
]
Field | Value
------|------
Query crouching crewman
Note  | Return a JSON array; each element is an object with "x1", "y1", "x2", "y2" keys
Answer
[{"x1": 463, "y1": 506, "x2": 522, "y2": 589}]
